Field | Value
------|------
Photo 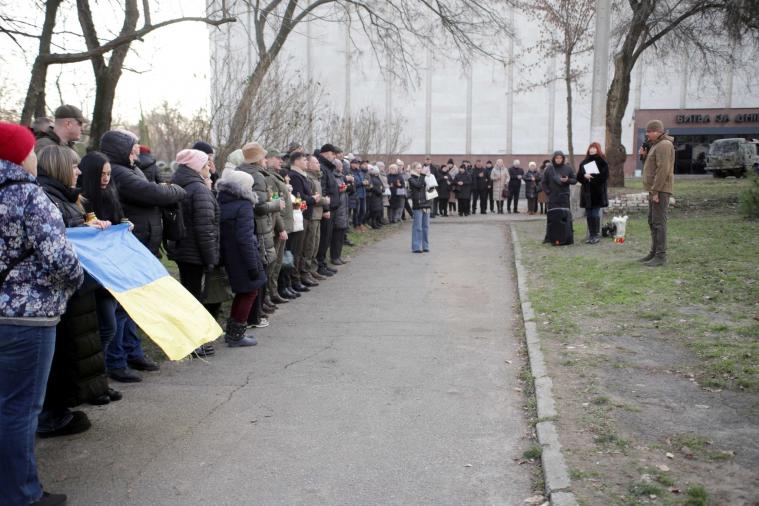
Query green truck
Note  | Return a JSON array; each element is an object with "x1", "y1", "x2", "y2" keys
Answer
[{"x1": 705, "y1": 138, "x2": 759, "y2": 178}]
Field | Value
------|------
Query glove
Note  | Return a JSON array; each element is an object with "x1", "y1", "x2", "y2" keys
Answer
[{"x1": 248, "y1": 269, "x2": 261, "y2": 280}]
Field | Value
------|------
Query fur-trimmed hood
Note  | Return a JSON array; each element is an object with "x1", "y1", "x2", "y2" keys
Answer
[{"x1": 216, "y1": 177, "x2": 258, "y2": 205}]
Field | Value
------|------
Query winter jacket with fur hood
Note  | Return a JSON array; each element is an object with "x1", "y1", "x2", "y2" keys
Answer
[{"x1": 217, "y1": 177, "x2": 266, "y2": 294}]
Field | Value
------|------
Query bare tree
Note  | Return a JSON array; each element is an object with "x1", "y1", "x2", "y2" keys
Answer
[
  {"x1": 136, "y1": 102, "x2": 213, "y2": 163},
  {"x1": 7, "y1": 0, "x2": 234, "y2": 146},
  {"x1": 211, "y1": 0, "x2": 512, "y2": 165},
  {"x1": 604, "y1": 0, "x2": 757, "y2": 186},
  {"x1": 520, "y1": 0, "x2": 595, "y2": 168},
  {"x1": 316, "y1": 107, "x2": 410, "y2": 159}
]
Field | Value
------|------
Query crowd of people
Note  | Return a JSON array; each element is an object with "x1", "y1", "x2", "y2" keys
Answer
[{"x1": 2, "y1": 102, "x2": 669, "y2": 506}]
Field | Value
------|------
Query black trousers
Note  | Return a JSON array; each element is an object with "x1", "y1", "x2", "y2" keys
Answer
[
  {"x1": 507, "y1": 185, "x2": 521, "y2": 212},
  {"x1": 448, "y1": 199, "x2": 457, "y2": 212},
  {"x1": 478, "y1": 190, "x2": 488, "y2": 214},
  {"x1": 437, "y1": 198, "x2": 448, "y2": 216},
  {"x1": 458, "y1": 198, "x2": 470, "y2": 216},
  {"x1": 488, "y1": 187, "x2": 494, "y2": 212},
  {"x1": 330, "y1": 227, "x2": 346, "y2": 261},
  {"x1": 316, "y1": 215, "x2": 333, "y2": 266}
]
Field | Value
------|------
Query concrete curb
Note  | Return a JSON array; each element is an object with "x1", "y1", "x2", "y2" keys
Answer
[{"x1": 511, "y1": 226, "x2": 578, "y2": 506}]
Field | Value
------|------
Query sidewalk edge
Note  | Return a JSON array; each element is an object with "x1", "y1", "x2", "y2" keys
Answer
[{"x1": 511, "y1": 225, "x2": 578, "y2": 506}]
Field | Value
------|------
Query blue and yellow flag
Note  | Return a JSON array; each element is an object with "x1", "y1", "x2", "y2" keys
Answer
[{"x1": 66, "y1": 224, "x2": 223, "y2": 360}]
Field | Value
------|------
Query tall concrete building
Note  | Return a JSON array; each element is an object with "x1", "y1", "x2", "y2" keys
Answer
[{"x1": 208, "y1": 1, "x2": 759, "y2": 174}]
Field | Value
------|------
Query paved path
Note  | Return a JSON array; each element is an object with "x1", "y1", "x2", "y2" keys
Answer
[{"x1": 38, "y1": 216, "x2": 532, "y2": 505}]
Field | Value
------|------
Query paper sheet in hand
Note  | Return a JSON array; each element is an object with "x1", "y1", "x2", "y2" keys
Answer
[{"x1": 585, "y1": 160, "x2": 599, "y2": 175}]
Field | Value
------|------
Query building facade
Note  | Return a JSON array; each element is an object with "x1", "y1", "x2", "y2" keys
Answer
[{"x1": 208, "y1": 1, "x2": 759, "y2": 174}]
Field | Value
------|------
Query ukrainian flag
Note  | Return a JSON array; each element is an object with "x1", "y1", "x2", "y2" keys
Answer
[{"x1": 66, "y1": 224, "x2": 223, "y2": 360}]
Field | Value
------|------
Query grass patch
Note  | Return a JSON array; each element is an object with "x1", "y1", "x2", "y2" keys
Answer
[
  {"x1": 628, "y1": 481, "x2": 663, "y2": 497},
  {"x1": 612, "y1": 177, "x2": 749, "y2": 211},
  {"x1": 670, "y1": 434, "x2": 735, "y2": 461},
  {"x1": 684, "y1": 485, "x2": 709, "y2": 506},
  {"x1": 523, "y1": 445, "x2": 542, "y2": 460},
  {"x1": 520, "y1": 211, "x2": 759, "y2": 392}
]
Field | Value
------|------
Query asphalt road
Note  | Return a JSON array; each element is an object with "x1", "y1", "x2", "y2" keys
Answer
[{"x1": 37, "y1": 216, "x2": 532, "y2": 506}]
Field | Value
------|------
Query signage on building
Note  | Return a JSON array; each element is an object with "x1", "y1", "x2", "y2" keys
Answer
[{"x1": 675, "y1": 112, "x2": 759, "y2": 124}]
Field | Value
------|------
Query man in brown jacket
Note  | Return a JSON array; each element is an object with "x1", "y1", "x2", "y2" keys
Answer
[{"x1": 641, "y1": 120, "x2": 675, "y2": 266}]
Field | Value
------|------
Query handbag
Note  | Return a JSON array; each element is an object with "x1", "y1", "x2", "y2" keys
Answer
[
  {"x1": 292, "y1": 208, "x2": 304, "y2": 232},
  {"x1": 426, "y1": 188, "x2": 438, "y2": 200},
  {"x1": 282, "y1": 250, "x2": 295, "y2": 269},
  {"x1": 162, "y1": 203, "x2": 186, "y2": 241},
  {"x1": 396, "y1": 187, "x2": 406, "y2": 196},
  {"x1": 501, "y1": 187, "x2": 510, "y2": 199}
]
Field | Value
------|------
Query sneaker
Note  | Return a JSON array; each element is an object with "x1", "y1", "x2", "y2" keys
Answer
[
  {"x1": 127, "y1": 356, "x2": 160, "y2": 372},
  {"x1": 108, "y1": 368, "x2": 142, "y2": 383},
  {"x1": 37, "y1": 411, "x2": 91, "y2": 438},
  {"x1": 248, "y1": 318, "x2": 270, "y2": 329},
  {"x1": 191, "y1": 343, "x2": 216, "y2": 358},
  {"x1": 31, "y1": 492, "x2": 67, "y2": 506}
]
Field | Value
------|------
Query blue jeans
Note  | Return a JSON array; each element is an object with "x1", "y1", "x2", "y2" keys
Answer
[
  {"x1": 353, "y1": 197, "x2": 367, "y2": 228},
  {"x1": 0, "y1": 324, "x2": 56, "y2": 505},
  {"x1": 586, "y1": 207, "x2": 603, "y2": 219},
  {"x1": 411, "y1": 209, "x2": 430, "y2": 252},
  {"x1": 95, "y1": 290, "x2": 118, "y2": 350},
  {"x1": 106, "y1": 305, "x2": 144, "y2": 371}
]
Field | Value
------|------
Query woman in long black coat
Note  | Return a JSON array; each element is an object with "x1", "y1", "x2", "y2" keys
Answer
[
  {"x1": 453, "y1": 169, "x2": 472, "y2": 216},
  {"x1": 436, "y1": 164, "x2": 452, "y2": 216},
  {"x1": 576, "y1": 142, "x2": 609, "y2": 244},
  {"x1": 36, "y1": 145, "x2": 112, "y2": 438},
  {"x1": 367, "y1": 167, "x2": 385, "y2": 228},
  {"x1": 217, "y1": 170, "x2": 265, "y2": 347}
]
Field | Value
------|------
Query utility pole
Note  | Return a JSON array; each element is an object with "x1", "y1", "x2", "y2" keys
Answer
[
  {"x1": 505, "y1": 6, "x2": 515, "y2": 155},
  {"x1": 425, "y1": 48, "x2": 432, "y2": 155},
  {"x1": 547, "y1": 55, "x2": 557, "y2": 153},
  {"x1": 589, "y1": 0, "x2": 611, "y2": 149}
]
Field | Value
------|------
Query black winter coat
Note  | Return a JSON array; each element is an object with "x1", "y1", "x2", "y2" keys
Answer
[
  {"x1": 217, "y1": 179, "x2": 267, "y2": 294},
  {"x1": 544, "y1": 162, "x2": 577, "y2": 209},
  {"x1": 38, "y1": 175, "x2": 86, "y2": 227},
  {"x1": 170, "y1": 165, "x2": 220, "y2": 266},
  {"x1": 508, "y1": 166, "x2": 525, "y2": 189},
  {"x1": 317, "y1": 155, "x2": 341, "y2": 212},
  {"x1": 101, "y1": 130, "x2": 185, "y2": 256},
  {"x1": 409, "y1": 173, "x2": 432, "y2": 209},
  {"x1": 473, "y1": 167, "x2": 490, "y2": 190},
  {"x1": 577, "y1": 155, "x2": 609, "y2": 209},
  {"x1": 46, "y1": 280, "x2": 108, "y2": 407},
  {"x1": 453, "y1": 172, "x2": 472, "y2": 199},
  {"x1": 137, "y1": 152, "x2": 160, "y2": 183},
  {"x1": 289, "y1": 169, "x2": 317, "y2": 220},
  {"x1": 436, "y1": 170, "x2": 453, "y2": 199},
  {"x1": 368, "y1": 174, "x2": 385, "y2": 214}
]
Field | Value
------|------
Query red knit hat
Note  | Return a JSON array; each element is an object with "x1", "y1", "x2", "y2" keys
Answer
[
  {"x1": 139, "y1": 145, "x2": 151, "y2": 154},
  {"x1": 0, "y1": 122, "x2": 36, "y2": 165}
]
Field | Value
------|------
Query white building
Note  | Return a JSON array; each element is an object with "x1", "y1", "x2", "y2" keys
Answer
[{"x1": 208, "y1": 1, "x2": 759, "y2": 173}]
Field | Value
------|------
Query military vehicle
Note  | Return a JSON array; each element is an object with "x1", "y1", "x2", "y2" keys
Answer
[{"x1": 705, "y1": 138, "x2": 759, "y2": 178}]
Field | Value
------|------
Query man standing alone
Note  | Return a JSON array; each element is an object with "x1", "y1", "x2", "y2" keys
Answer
[{"x1": 640, "y1": 120, "x2": 675, "y2": 267}]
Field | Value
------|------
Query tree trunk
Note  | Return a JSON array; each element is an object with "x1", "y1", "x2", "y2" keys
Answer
[
  {"x1": 20, "y1": 0, "x2": 63, "y2": 125},
  {"x1": 564, "y1": 51, "x2": 575, "y2": 170},
  {"x1": 605, "y1": 54, "x2": 636, "y2": 187},
  {"x1": 88, "y1": 71, "x2": 120, "y2": 149},
  {"x1": 217, "y1": 58, "x2": 273, "y2": 167}
]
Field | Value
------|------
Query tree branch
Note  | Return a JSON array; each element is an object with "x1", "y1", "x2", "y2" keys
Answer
[{"x1": 44, "y1": 15, "x2": 236, "y2": 64}]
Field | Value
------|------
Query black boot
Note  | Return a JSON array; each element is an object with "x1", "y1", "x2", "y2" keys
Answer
[{"x1": 589, "y1": 217, "x2": 601, "y2": 244}]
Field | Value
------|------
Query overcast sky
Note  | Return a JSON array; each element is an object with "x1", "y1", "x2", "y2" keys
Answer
[{"x1": 2, "y1": 0, "x2": 213, "y2": 124}]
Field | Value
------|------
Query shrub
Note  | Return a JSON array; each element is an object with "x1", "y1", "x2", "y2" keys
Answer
[{"x1": 739, "y1": 172, "x2": 759, "y2": 218}]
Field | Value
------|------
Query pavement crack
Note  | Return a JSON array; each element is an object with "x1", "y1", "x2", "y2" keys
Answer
[{"x1": 283, "y1": 339, "x2": 336, "y2": 369}]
